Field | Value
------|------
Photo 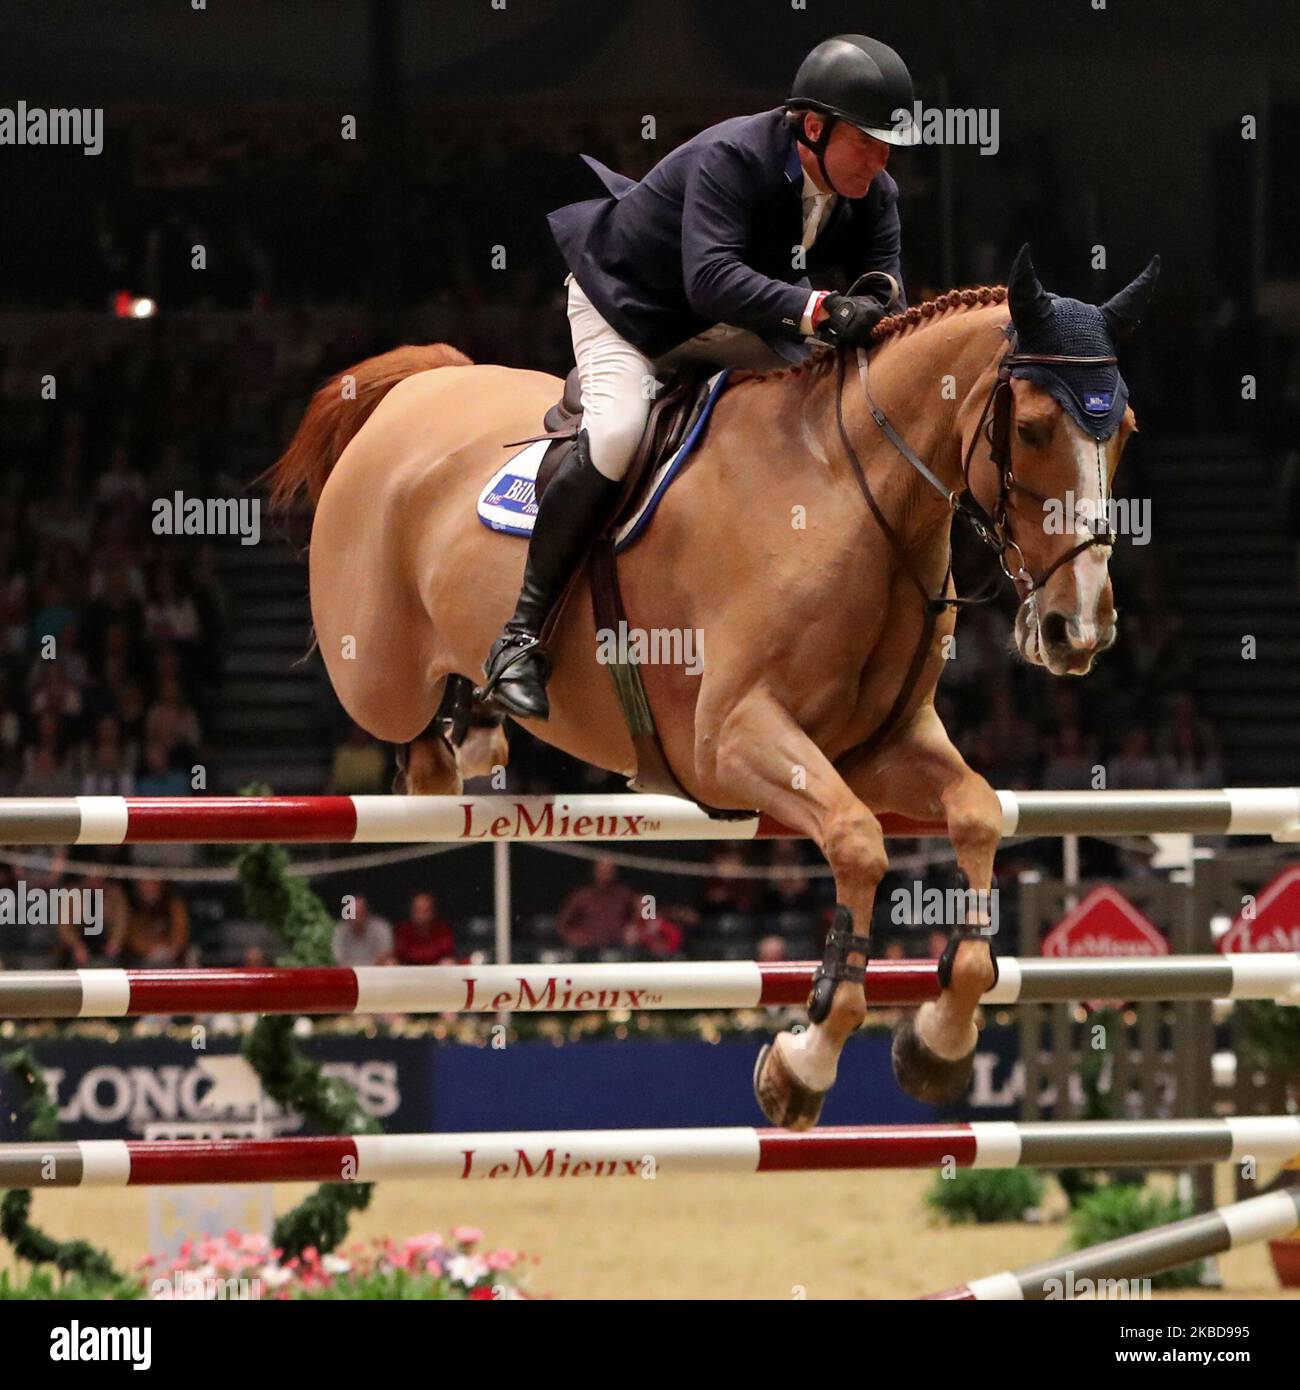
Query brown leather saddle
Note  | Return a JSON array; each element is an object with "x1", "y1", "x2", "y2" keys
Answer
[{"x1": 534, "y1": 365, "x2": 709, "y2": 509}]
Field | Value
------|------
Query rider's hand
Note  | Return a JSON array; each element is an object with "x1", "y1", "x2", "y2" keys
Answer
[{"x1": 814, "y1": 292, "x2": 886, "y2": 347}]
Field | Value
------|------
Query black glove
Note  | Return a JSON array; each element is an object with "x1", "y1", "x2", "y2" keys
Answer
[{"x1": 815, "y1": 293, "x2": 886, "y2": 347}]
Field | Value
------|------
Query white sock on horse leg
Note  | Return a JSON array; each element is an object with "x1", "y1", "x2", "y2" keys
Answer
[{"x1": 781, "y1": 1022, "x2": 841, "y2": 1091}]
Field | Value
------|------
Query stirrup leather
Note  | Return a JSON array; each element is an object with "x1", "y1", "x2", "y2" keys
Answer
[{"x1": 807, "y1": 905, "x2": 872, "y2": 1024}]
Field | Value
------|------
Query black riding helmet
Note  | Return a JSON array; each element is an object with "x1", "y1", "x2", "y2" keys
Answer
[{"x1": 786, "y1": 34, "x2": 918, "y2": 193}]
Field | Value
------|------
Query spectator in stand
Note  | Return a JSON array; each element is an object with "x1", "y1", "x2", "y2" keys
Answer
[
  {"x1": 1109, "y1": 726, "x2": 1163, "y2": 789},
  {"x1": 331, "y1": 895, "x2": 394, "y2": 966},
  {"x1": 699, "y1": 846, "x2": 759, "y2": 917},
  {"x1": 1156, "y1": 691, "x2": 1224, "y2": 788},
  {"x1": 80, "y1": 715, "x2": 135, "y2": 794},
  {"x1": 756, "y1": 933, "x2": 788, "y2": 962},
  {"x1": 0, "y1": 675, "x2": 22, "y2": 790},
  {"x1": 120, "y1": 876, "x2": 189, "y2": 967},
  {"x1": 144, "y1": 563, "x2": 203, "y2": 650},
  {"x1": 762, "y1": 840, "x2": 819, "y2": 915},
  {"x1": 554, "y1": 859, "x2": 639, "y2": 956},
  {"x1": 136, "y1": 742, "x2": 190, "y2": 795},
  {"x1": 28, "y1": 576, "x2": 78, "y2": 655},
  {"x1": 115, "y1": 680, "x2": 149, "y2": 758},
  {"x1": 86, "y1": 508, "x2": 148, "y2": 603},
  {"x1": 1042, "y1": 723, "x2": 1098, "y2": 790},
  {"x1": 83, "y1": 568, "x2": 146, "y2": 670},
  {"x1": 29, "y1": 662, "x2": 84, "y2": 728},
  {"x1": 35, "y1": 469, "x2": 92, "y2": 551},
  {"x1": 393, "y1": 891, "x2": 456, "y2": 965},
  {"x1": 328, "y1": 721, "x2": 389, "y2": 794},
  {"x1": 145, "y1": 673, "x2": 202, "y2": 762},
  {"x1": 95, "y1": 443, "x2": 149, "y2": 514},
  {"x1": 0, "y1": 576, "x2": 29, "y2": 668},
  {"x1": 186, "y1": 543, "x2": 227, "y2": 704},
  {"x1": 17, "y1": 712, "x2": 77, "y2": 796},
  {"x1": 56, "y1": 871, "x2": 128, "y2": 967},
  {"x1": 625, "y1": 908, "x2": 683, "y2": 959}
]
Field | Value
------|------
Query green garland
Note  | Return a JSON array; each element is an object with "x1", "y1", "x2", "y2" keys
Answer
[
  {"x1": 0, "y1": 803, "x2": 383, "y2": 1277},
  {"x1": 234, "y1": 835, "x2": 382, "y2": 1259},
  {"x1": 0, "y1": 1046, "x2": 119, "y2": 1282}
]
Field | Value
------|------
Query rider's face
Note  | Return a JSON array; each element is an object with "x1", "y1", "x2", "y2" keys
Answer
[{"x1": 806, "y1": 116, "x2": 890, "y2": 197}]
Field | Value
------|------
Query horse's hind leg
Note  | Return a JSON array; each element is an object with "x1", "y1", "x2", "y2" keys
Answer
[
  {"x1": 393, "y1": 726, "x2": 460, "y2": 795},
  {"x1": 699, "y1": 688, "x2": 888, "y2": 1130},
  {"x1": 394, "y1": 675, "x2": 509, "y2": 794}
]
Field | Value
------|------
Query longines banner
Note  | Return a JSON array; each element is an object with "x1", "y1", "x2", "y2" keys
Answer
[
  {"x1": 0, "y1": 1038, "x2": 435, "y2": 1143},
  {"x1": 0, "y1": 1030, "x2": 1024, "y2": 1140}
]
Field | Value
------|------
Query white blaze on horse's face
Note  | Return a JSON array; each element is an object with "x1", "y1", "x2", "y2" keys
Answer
[{"x1": 1013, "y1": 401, "x2": 1130, "y2": 678}]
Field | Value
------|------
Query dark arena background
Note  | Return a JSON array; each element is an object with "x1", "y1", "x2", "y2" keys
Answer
[{"x1": 0, "y1": 0, "x2": 1297, "y2": 1330}]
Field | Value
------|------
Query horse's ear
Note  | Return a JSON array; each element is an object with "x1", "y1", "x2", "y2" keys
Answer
[
  {"x1": 1007, "y1": 244, "x2": 1053, "y2": 335},
  {"x1": 1101, "y1": 255, "x2": 1162, "y2": 340}
]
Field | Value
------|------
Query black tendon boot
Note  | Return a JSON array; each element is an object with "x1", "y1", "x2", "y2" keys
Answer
[{"x1": 479, "y1": 430, "x2": 620, "y2": 720}]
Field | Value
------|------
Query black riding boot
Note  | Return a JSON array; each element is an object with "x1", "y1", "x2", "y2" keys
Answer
[{"x1": 480, "y1": 430, "x2": 620, "y2": 720}]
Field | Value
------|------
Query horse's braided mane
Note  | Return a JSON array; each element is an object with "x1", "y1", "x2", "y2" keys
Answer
[{"x1": 731, "y1": 283, "x2": 1009, "y2": 386}]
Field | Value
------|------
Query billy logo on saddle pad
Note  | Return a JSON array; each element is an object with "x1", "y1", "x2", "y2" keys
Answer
[
  {"x1": 477, "y1": 371, "x2": 730, "y2": 548},
  {"x1": 477, "y1": 439, "x2": 546, "y2": 530}
]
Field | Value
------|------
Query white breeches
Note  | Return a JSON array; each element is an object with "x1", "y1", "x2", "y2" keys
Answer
[{"x1": 565, "y1": 275, "x2": 787, "y2": 480}]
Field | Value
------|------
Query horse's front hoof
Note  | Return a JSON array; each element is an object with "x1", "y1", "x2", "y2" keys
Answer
[
  {"x1": 890, "y1": 1012, "x2": 975, "y2": 1104},
  {"x1": 753, "y1": 1040, "x2": 827, "y2": 1131}
]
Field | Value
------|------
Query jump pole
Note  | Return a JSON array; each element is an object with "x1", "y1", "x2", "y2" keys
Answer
[
  {"x1": 2, "y1": 954, "x2": 1297, "y2": 1019},
  {"x1": 0, "y1": 788, "x2": 1297, "y2": 844},
  {"x1": 2, "y1": 1118, "x2": 1298, "y2": 1188},
  {"x1": 926, "y1": 1187, "x2": 1300, "y2": 1300}
]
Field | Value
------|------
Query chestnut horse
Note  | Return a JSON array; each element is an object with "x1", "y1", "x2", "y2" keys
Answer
[{"x1": 270, "y1": 248, "x2": 1157, "y2": 1128}]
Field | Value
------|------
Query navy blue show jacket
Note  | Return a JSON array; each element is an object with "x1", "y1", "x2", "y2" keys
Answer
[{"x1": 548, "y1": 107, "x2": 905, "y2": 362}]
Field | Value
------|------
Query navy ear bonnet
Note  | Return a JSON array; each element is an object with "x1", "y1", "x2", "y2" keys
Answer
[{"x1": 1009, "y1": 295, "x2": 1128, "y2": 441}]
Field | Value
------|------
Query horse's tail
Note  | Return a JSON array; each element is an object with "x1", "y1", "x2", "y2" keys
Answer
[{"x1": 266, "y1": 343, "x2": 473, "y2": 510}]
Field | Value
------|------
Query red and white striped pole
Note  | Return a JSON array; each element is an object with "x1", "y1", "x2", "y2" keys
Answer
[
  {"x1": 3, "y1": 1118, "x2": 1297, "y2": 1187},
  {"x1": 1, "y1": 953, "x2": 1296, "y2": 1019},
  {"x1": 0, "y1": 787, "x2": 1296, "y2": 844}
]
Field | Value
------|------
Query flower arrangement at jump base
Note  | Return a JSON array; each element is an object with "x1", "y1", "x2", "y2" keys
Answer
[{"x1": 145, "y1": 1229, "x2": 534, "y2": 1300}]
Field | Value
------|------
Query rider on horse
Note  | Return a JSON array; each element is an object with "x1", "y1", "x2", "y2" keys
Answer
[{"x1": 481, "y1": 34, "x2": 921, "y2": 720}]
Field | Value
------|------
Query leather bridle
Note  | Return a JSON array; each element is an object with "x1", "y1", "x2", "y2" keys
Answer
[
  {"x1": 837, "y1": 330, "x2": 1119, "y2": 604},
  {"x1": 830, "y1": 328, "x2": 1121, "y2": 776}
]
